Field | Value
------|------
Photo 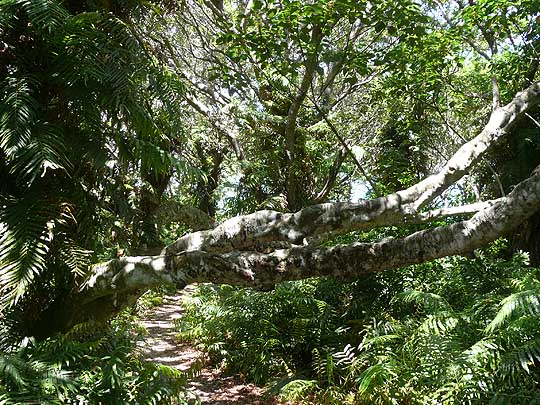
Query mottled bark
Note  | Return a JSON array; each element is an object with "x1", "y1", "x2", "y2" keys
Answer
[
  {"x1": 152, "y1": 201, "x2": 215, "y2": 231},
  {"x1": 85, "y1": 165, "x2": 540, "y2": 299},
  {"x1": 159, "y1": 82, "x2": 540, "y2": 254},
  {"x1": 398, "y1": 82, "x2": 540, "y2": 210},
  {"x1": 65, "y1": 82, "x2": 540, "y2": 328}
]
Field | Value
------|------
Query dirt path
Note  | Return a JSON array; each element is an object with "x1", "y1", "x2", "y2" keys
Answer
[{"x1": 138, "y1": 286, "x2": 269, "y2": 404}]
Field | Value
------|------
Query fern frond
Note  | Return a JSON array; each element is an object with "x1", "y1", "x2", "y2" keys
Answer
[
  {"x1": 0, "y1": 75, "x2": 39, "y2": 155},
  {"x1": 356, "y1": 361, "x2": 397, "y2": 396},
  {"x1": 11, "y1": 124, "x2": 70, "y2": 185},
  {"x1": 419, "y1": 313, "x2": 459, "y2": 336},
  {"x1": 396, "y1": 289, "x2": 452, "y2": 313},
  {"x1": 57, "y1": 239, "x2": 93, "y2": 279},
  {"x1": 313, "y1": 347, "x2": 336, "y2": 383},
  {"x1": 279, "y1": 379, "x2": 318, "y2": 402},
  {"x1": 362, "y1": 333, "x2": 401, "y2": 350},
  {"x1": 19, "y1": 0, "x2": 69, "y2": 33},
  {"x1": 498, "y1": 339, "x2": 540, "y2": 375},
  {"x1": 334, "y1": 344, "x2": 357, "y2": 366},
  {"x1": 486, "y1": 289, "x2": 540, "y2": 333}
]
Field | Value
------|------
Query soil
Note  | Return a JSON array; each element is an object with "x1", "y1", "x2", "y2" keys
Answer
[{"x1": 138, "y1": 286, "x2": 273, "y2": 404}]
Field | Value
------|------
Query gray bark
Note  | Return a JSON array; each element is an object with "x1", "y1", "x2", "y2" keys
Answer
[
  {"x1": 398, "y1": 82, "x2": 540, "y2": 210},
  {"x1": 75, "y1": 82, "x2": 540, "y2": 321},
  {"x1": 162, "y1": 82, "x2": 540, "y2": 255},
  {"x1": 85, "y1": 165, "x2": 540, "y2": 297},
  {"x1": 152, "y1": 201, "x2": 215, "y2": 231}
]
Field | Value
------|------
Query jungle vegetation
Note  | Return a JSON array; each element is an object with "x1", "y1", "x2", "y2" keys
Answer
[{"x1": 1, "y1": 0, "x2": 540, "y2": 403}]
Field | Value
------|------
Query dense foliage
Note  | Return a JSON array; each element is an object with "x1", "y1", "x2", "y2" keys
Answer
[
  {"x1": 0, "y1": 307, "x2": 191, "y2": 404},
  {"x1": 0, "y1": 2, "x2": 194, "y2": 401},
  {"x1": 1, "y1": 0, "x2": 540, "y2": 403},
  {"x1": 0, "y1": 0, "x2": 192, "y2": 336},
  {"x1": 178, "y1": 249, "x2": 540, "y2": 403}
]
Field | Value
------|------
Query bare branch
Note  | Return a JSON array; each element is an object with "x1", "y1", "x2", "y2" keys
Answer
[
  {"x1": 158, "y1": 82, "x2": 540, "y2": 255},
  {"x1": 84, "y1": 166, "x2": 540, "y2": 297}
]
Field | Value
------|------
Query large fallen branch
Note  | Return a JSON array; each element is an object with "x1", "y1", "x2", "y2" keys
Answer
[
  {"x1": 65, "y1": 82, "x2": 540, "y2": 329},
  {"x1": 162, "y1": 82, "x2": 540, "y2": 255},
  {"x1": 86, "y1": 164, "x2": 540, "y2": 298}
]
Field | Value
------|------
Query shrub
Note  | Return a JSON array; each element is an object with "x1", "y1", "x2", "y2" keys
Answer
[
  {"x1": 178, "y1": 252, "x2": 540, "y2": 404},
  {"x1": 0, "y1": 311, "x2": 190, "y2": 404}
]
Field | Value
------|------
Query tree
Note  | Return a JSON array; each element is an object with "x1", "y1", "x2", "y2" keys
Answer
[
  {"x1": 52, "y1": 80, "x2": 540, "y2": 333},
  {"x1": 1, "y1": 0, "x2": 540, "y2": 337},
  {"x1": 0, "y1": 0, "x2": 194, "y2": 337}
]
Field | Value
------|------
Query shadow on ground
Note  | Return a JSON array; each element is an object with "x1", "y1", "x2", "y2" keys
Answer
[{"x1": 138, "y1": 287, "x2": 273, "y2": 404}]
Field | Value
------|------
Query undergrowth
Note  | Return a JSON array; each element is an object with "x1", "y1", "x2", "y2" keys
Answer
[
  {"x1": 176, "y1": 250, "x2": 540, "y2": 404},
  {"x1": 0, "y1": 290, "x2": 191, "y2": 404}
]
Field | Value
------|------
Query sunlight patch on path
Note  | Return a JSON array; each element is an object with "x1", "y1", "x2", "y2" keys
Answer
[{"x1": 137, "y1": 286, "x2": 269, "y2": 404}]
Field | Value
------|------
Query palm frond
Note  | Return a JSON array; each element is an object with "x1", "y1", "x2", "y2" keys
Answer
[
  {"x1": 0, "y1": 188, "x2": 63, "y2": 307},
  {"x1": 0, "y1": 75, "x2": 39, "y2": 156},
  {"x1": 0, "y1": 225, "x2": 49, "y2": 308},
  {"x1": 11, "y1": 124, "x2": 70, "y2": 185},
  {"x1": 0, "y1": 353, "x2": 28, "y2": 389},
  {"x1": 57, "y1": 239, "x2": 93, "y2": 279}
]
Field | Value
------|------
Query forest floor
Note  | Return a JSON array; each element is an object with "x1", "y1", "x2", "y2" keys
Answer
[{"x1": 137, "y1": 286, "x2": 272, "y2": 404}]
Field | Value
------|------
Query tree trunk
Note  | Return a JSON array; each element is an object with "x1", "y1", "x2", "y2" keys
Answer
[{"x1": 30, "y1": 82, "x2": 540, "y2": 337}]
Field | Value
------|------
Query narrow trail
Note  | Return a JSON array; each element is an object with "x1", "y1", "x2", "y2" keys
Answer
[{"x1": 137, "y1": 286, "x2": 269, "y2": 404}]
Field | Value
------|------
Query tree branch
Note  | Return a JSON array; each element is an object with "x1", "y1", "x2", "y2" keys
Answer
[
  {"x1": 312, "y1": 102, "x2": 381, "y2": 196},
  {"x1": 152, "y1": 201, "x2": 215, "y2": 231},
  {"x1": 397, "y1": 82, "x2": 540, "y2": 210},
  {"x1": 68, "y1": 82, "x2": 540, "y2": 329},
  {"x1": 492, "y1": 75, "x2": 501, "y2": 110},
  {"x1": 284, "y1": 25, "x2": 323, "y2": 209},
  {"x1": 184, "y1": 95, "x2": 245, "y2": 160},
  {"x1": 158, "y1": 82, "x2": 540, "y2": 255},
  {"x1": 312, "y1": 147, "x2": 347, "y2": 203},
  {"x1": 84, "y1": 166, "x2": 540, "y2": 298}
]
